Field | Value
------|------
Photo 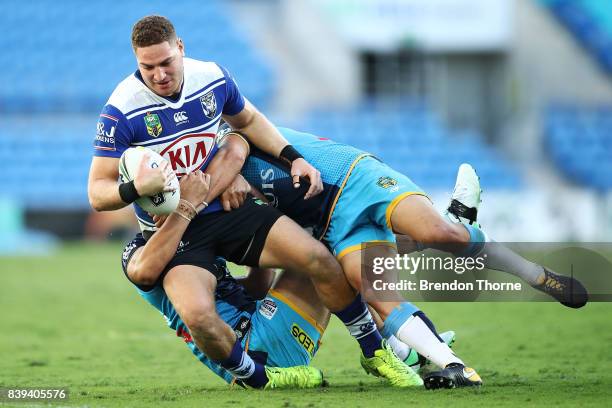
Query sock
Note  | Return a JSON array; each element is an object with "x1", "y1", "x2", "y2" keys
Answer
[
  {"x1": 383, "y1": 301, "x2": 421, "y2": 337},
  {"x1": 218, "y1": 338, "x2": 268, "y2": 388},
  {"x1": 334, "y1": 294, "x2": 383, "y2": 357},
  {"x1": 386, "y1": 305, "x2": 463, "y2": 369},
  {"x1": 478, "y1": 240, "x2": 545, "y2": 286},
  {"x1": 385, "y1": 334, "x2": 411, "y2": 361},
  {"x1": 456, "y1": 223, "x2": 486, "y2": 257},
  {"x1": 453, "y1": 223, "x2": 544, "y2": 286}
]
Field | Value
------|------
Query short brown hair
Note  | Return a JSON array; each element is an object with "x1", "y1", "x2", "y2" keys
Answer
[{"x1": 131, "y1": 15, "x2": 177, "y2": 48}]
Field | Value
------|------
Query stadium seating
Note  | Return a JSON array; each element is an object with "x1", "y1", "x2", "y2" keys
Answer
[
  {"x1": 540, "y1": 0, "x2": 612, "y2": 72},
  {"x1": 0, "y1": 1, "x2": 524, "y2": 209},
  {"x1": 0, "y1": 0, "x2": 275, "y2": 112},
  {"x1": 0, "y1": 117, "x2": 94, "y2": 209},
  {"x1": 544, "y1": 105, "x2": 612, "y2": 190},
  {"x1": 293, "y1": 102, "x2": 522, "y2": 191},
  {"x1": 1, "y1": 103, "x2": 522, "y2": 210}
]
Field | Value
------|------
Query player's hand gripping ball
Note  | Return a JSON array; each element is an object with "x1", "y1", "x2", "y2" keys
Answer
[{"x1": 119, "y1": 147, "x2": 180, "y2": 215}]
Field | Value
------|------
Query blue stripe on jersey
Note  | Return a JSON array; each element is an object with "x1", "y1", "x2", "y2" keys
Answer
[
  {"x1": 124, "y1": 77, "x2": 225, "y2": 120},
  {"x1": 124, "y1": 102, "x2": 166, "y2": 118},
  {"x1": 185, "y1": 77, "x2": 225, "y2": 100}
]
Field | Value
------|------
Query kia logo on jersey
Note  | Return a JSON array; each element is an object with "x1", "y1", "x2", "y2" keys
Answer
[{"x1": 160, "y1": 133, "x2": 216, "y2": 176}]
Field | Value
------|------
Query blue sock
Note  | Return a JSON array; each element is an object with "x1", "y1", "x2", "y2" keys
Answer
[
  {"x1": 334, "y1": 294, "x2": 382, "y2": 357},
  {"x1": 218, "y1": 338, "x2": 268, "y2": 388},
  {"x1": 384, "y1": 302, "x2": 420, "y2": 337},
  {"x1": 456, "y1": 224, "x2": 486, "y2": 257}
]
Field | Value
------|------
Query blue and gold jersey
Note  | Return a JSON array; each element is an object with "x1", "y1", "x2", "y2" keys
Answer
[{"x1": 241, "y1": 127, "x2": 371, "y2": 239}]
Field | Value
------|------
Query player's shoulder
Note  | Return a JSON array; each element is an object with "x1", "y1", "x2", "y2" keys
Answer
[
  {"x1": 184, "y1": 57, "x2": 224, "y2": 76},
  {"x1": 106, "y1": 73, "x2": 159, "y2": 117},
  {"x1": 183, "y1": 57, "x2": 227, "y2": 93},
  {"x1": 278, "y1": 127, "x2": 321, "y2": 144}
]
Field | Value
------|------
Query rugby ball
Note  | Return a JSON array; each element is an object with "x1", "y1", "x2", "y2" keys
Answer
[{"x1": 118, "y1": 146, "x2": 180, "y2": 215}]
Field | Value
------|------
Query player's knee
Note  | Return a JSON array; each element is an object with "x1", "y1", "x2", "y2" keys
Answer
[
  {"x1": 131, "y1": 273, "x2": 157, "y2": 287},
  {"x1": 304, "y1": 243, "x2": 342, "y2": 280},
  {"x1": 421, "y1": 222, "x2": 467, "y2": 245},
  {"x1": 181, "y1": 306, "x2": 219, "y2": 337}
]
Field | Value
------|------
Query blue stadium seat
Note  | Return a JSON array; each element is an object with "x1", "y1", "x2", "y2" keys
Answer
[
  {"x1": 298, "y1": 104, "x2": 522, "y2": 191},
  {"x1": 0, "y1": 117, "x2": 94, "y2": 209},
  {"x1": 0, "y1": 0, "x2": 275, "y2": 113},
  {"x1": 544, "y1": 105, "x2": 612, "y2": 190},
  {"x1": 540, "y1": 0, "x2": 612, "y2": 74}
]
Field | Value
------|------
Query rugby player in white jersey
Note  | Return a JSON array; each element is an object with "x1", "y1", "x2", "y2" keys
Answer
[{"x1": 88, "y1": 15, "x2": 420, "y2": 389}]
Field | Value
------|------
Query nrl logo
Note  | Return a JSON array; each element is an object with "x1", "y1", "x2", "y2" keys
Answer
[
  {"x1": 144, "y1": 112, "x2": 163, "y2": 137},
  {"x1": 200, "y1": 91, "x2": 217, "y2": 119},
  {"x1": 376, "y1": 176, "x2": 398, "y2": 189}
]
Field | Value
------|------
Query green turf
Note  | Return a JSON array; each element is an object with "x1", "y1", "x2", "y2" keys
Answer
[{"x1": 1, "y1": 242, "x2": 611, "y2": 407}]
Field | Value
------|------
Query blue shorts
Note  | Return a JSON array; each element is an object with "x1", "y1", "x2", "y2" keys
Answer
[
  {"x1": 138, "y1": 285, "x2": 323, "y2": 384},
  {"x1": 324, "y1": 156, "x2": 427, "y2": 259},
  {"x1": 249, "y1": 289, "x2": 323, "y2": 368}
]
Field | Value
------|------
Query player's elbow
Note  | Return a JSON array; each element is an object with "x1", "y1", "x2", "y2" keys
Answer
[
  {"x1": 226, "y1": 141, "x2": 248, "y2": 164},
  {"x1": 218, "y1": 141, "x2": 247, "y2": 167},
  {"x1": 88, "y1": 195, "x2": 105, "y2": 212},
  {"x1": 87, "y1": 181, "x2": 108, "y2": 212}
]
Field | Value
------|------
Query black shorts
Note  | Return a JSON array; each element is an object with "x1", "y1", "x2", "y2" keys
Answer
[{"x1": 122, "y1": 195, "x2": 283, "y2": 287}]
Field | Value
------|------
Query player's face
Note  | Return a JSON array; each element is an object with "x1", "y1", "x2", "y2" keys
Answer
[{"x1": 135, "y1": 39, "x2": 185, "y2": 97}]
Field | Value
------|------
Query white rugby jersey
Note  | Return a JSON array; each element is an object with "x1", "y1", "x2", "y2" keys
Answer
[{"x1": 93, "y1": 58, "x2": 245, "y2": 231}]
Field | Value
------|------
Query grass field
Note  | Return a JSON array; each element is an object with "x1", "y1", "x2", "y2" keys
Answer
[{"x1": 2, "y1": 242, "x2": 611, "y2": 407}]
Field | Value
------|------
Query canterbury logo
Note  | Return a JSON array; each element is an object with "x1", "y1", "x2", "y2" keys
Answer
[{"x1": 173, "y1": 111, "x2": 188, "y2": 123}]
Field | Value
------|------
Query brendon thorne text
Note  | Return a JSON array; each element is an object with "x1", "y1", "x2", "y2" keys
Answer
[{"x1": 372, "y1": 279, "x2": 522, "y2": 292}]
